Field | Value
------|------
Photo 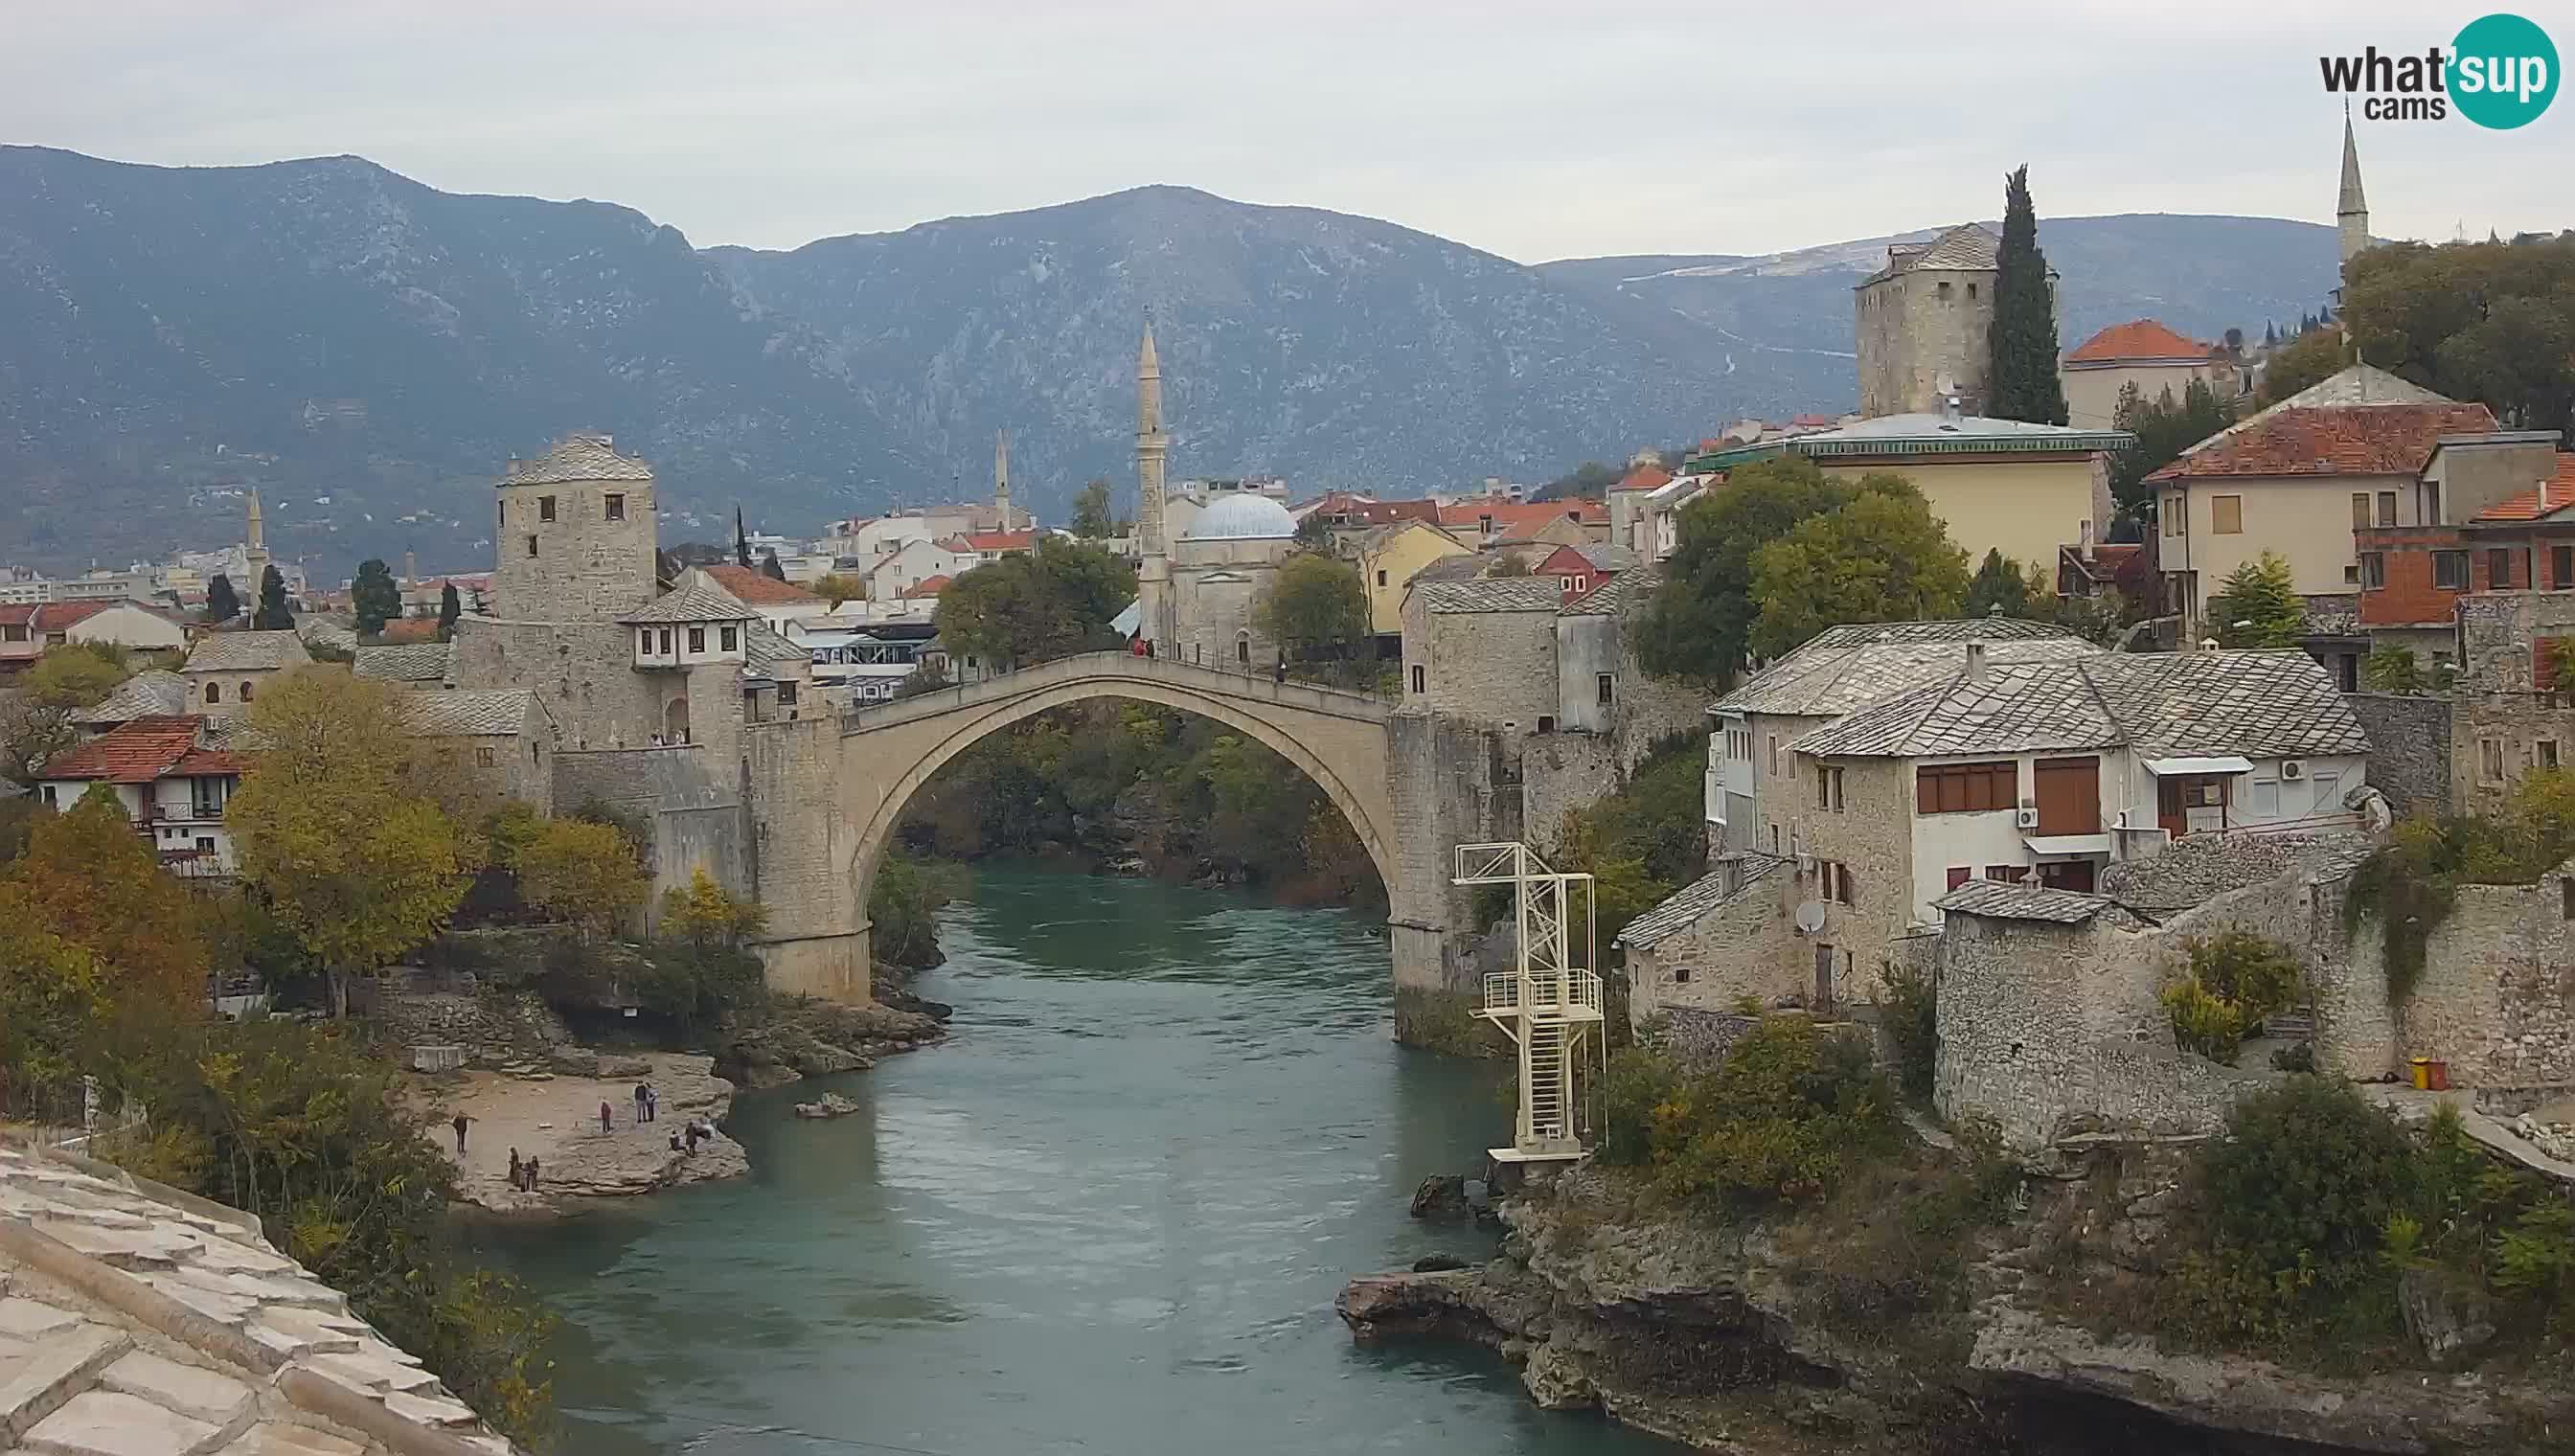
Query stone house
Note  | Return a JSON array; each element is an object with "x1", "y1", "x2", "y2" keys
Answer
[
  {"x1": 1621, "y1": 853, "x2": 1799, "y2": 1023},
  {"x1": 2450, "y1": 589, "x2": 2575, "y2": 817},
  {"x1": 67, "y1": 670, "x2": 188, "y2": 737},
  {"x1": 396, "y1": 689, "x2": 557, "y2": 815},
  {"x1": 1400, "y1": 578, "x2": 1562, "y2": 727},
  {"x1": 1706, "y1": 618, "x2": 2095, "y2": 856},
  {"x1": 2146, "y1": 364, "x2": 2494, "y2": 649},
  {"x1": 2059, "y1": 318, "x2": 2246, "y2": 431},
  {"x1": 1354, "y1": 520, "x2": 1471, "y2": 636},
  {"x1": 2355, "y1": 436, "x2": 2571, "y2": 671},
  {"x1": 178, "y1": 630, "x2": 313, "y2": 717},
  {"x1": 34, "y1": 714, "x2": 249, "y2": 876}
]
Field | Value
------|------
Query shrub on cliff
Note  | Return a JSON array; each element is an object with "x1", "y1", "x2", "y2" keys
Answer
[
  {"x1": 2160, "y1": 931, "x2": 2301, "y2": 1064},
  {"x1": 1605, "y1": 1014, "x2": 1899, "y2": 1207}
]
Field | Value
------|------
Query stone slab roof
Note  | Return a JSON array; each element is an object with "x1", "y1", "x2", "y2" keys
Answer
[
  {"x1": 396, "y1": 690, "x2": 536, "y2": 739},
  {"x1": 184, "y1": 631, "x2": 313, "y2": 674},
  {"x1": 1419, "y1": 578, "x2": 1568, "y2": 614},
  {"x1": 1616, "y1": 854, "x2": 1785, "y2": 949},
  {"x1": 742, "y1": 622, "x2": 806, "y2": 675},
  {"x1": 1860, "y1": 223, "x2": 1999, "y2": 284},
  {"x1": 498, "y1": 432, "x2": 651, "y2": 487},
  {"x1": 0, "y1": 1139, "x2": 520, "y2": 1454},
  {"x1": 70, "y1": 670, "x2": 189, "y2": 725},
  {"x1": 1932, "y1": 880, "x2": 2112, "y2": 923},
  {"x1": 352, "y1": 643, "x2": 453, "y2": 685},
  {"x1": 618, "y1": 583, "x2": 757, "y2": 626},
  {"x1": 1790, "y1": 648, "x2": 2371, "y2": 762},
  {"x1": 1713, "y1": 619, "x2": 2092, "y2": 718}
]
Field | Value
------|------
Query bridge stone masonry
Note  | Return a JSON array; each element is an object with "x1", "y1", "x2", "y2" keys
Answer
[{"x1": 810, "y1": 651, "x2": 1490, "y2": 1034}]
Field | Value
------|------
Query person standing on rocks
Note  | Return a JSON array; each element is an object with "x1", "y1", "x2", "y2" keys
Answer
[
  {"x1": 524, "y1": 1156, "x2": 539, "y2": 1192},
  {"x1": 508, "y1": 1149, "x2": 522, "y2": 1190},
  {"x1": 451, "y1": 1113, "x2": 472, "y2": 1155},
  {"x1": 633, "y1": 1083, "x2": 649, "y2": 1125},
  {"x1": 599, "y1": 1099, "x2": 614, "y2": 1134}
]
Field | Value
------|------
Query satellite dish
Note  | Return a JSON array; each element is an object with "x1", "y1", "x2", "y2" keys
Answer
[{"x1": 1794, "y1": 901, "x2": 1828, "y2": 935}]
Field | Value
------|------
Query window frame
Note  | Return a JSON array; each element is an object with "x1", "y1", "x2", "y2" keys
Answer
[
  {"x1": 2490, "y1": 548, "x2": 2514, "y2": 589},
  {"x1": 2376, "y1": 490, "x2": 2397, "y2": 528},
  {"x1": 1915, "y1": 760, "x2": 2017, "y2": 815},
  {"x1": 2210, "y1": 495, "x2": 2244, "y2": 535},
  {"x1": 538, "y1": 494, "x2": 557, "y2": 523},
  {"x1": 687, "y1": 626, "x2": 706, "y2": 653},
  {"x1": 1409, "y1": 665, "x2": 1424, "y2": 694},
  {"x1": 1596, "y1": 672, "x2": 1615, "y2": 706},
  {"x1": 2434, "y1": 550, "x2": 2470, "y2": 590},
  {"x1": 605, "y1": 492, "x2": 626, "y2": 522},
  {"x1": 719, "y1": 625, "x2": 739, "y2": 651},
  {"x1": 2360, "y1": 552, "x2": 2386, "y2": 590}
]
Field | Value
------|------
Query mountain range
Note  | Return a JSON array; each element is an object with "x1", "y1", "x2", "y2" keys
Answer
[{"x1": 0, "y1": 146, "x2": 2346, "y2": 575}]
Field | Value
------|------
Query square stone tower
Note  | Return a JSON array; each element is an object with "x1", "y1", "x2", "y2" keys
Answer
[
  {"x1": 1854, "y1": 224, "x2": 2002, "y2": 418},
  {"x1": 492, "y1": 432, "x2": 658, "y2": 621}
]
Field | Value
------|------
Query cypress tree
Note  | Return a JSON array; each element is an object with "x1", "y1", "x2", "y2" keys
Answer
[
  {"x1": 1985, "y1": 165, "x2": 2068, "y2": 424},
  {"x1": 437, "y1": 581, "x2": 462, "y2": 641},
  {"x1": 760, "y1": 551, "x2": 787, "y2": 582},
  {"x1": 735, "y1": 506, "x2": 752, "y2": 569},
  {"x1": 204, "y1": 573, "x2": 239, "y2": 623},
  {"x1": 352, "y1": 558, "x2": 401, "y2": 636},
  {"x1": 252, "y1": 565, "x2": 292, "y2": 630}
]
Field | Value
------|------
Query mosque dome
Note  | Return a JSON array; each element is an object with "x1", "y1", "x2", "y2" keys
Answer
[{"x1": 1183, "y1": 493, "x2": 1297, "y2": 541}]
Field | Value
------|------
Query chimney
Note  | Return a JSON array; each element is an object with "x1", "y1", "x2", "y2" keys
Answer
[{"x1": 1966, "y1": 641, "x2": 1988, "y2": 681}]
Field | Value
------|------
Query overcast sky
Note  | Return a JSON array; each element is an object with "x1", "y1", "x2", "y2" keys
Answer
[{"x1": 5, "y1": 2, "x2": 2565, "y2": 262}]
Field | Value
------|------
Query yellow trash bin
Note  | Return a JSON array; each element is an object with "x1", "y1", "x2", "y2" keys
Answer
[{"x1": 2409, "y1": 1057, "x2": 2433, "y2": 1090}]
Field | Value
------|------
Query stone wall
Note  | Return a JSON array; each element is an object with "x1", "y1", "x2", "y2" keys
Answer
[
  {"x1": 1626, "y1": 864, "x2": 1804, "y2": 1022},
  {"x1": 1387, "y1": 710, "x2": 1518, "y2": 1002},
  {"x1": 2343, "y1": 692, "x2": 2451, "y2": 816},
  {"x1": 1402, "y1": 594, "x2": 1559, "y2": 727},
  {"x1": 452, "y1": 617, "x2": 663, "y2": 749},
  {"x1": 366, "y1": 983, "x2": 572, "y2": 1063},
  {"x1": 1856, "y1": 265, "x2": 1995, "y2": 418},
  {"x1": 1519, "y1": 732, "x2": 1620, "y2": 855},
  {"x1": 491, "y1": 466, "x2": 657, "y2": 622},
  {"x1": 744, "y1": 717, "x2": 866, "y2": 1002},
  {"x1": 2325, "y1": 868, "x2": 2575, "y2": 1089},
  {"x1": 553, "y1": 744, "x2": 747, "y2": 930},
  {"x1": 2450, "y1": 691, "x2": 2575, "y2": 818}
]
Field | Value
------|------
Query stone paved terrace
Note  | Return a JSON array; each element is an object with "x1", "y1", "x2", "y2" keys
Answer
[{"x1": 0, "y1": 1140, "x2": 519, "y2": 1456}]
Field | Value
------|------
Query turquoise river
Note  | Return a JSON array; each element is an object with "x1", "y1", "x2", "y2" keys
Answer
[{"x1": 479, "y1": 866, "x2": 1680, "y2": 1456}]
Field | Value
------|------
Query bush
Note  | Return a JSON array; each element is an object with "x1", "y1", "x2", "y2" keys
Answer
[
  {"x1": 870, "y1": 853, "x2": 961, "y2": 970},
  {"x1": 2349, "y1": 775, "x2": 2575, "y2": 1003},
  {"x1": 2164, "y1": 931, "x2": 2301, "y2": 1064},
  {"x1": 1880, "y1": 958, "x2": 1939, "y2": 1100},
  {"x1": 1612, "y1": 1014, "x2": 1900, "y2": 1207}
]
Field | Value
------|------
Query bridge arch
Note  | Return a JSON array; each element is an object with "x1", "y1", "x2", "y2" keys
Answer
[{"x1": 836, "y1": 653, "x2": 1407, "y2": 990}]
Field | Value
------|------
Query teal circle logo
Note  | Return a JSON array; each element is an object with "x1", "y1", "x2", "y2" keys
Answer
[{"x1": 2452, "y1": 13, "x2": 2558, "y2": 128}]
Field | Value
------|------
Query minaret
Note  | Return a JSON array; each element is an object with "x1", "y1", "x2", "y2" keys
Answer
[
  {"x1": 1135, "y1": 316, "x2": 1172, "y2": 647},
  {"x1": 2337, "y1": 106, "x2": 2370, "y2": 277},
  {"x1": 243, "y1": 488, "x2": 271, "y2": 598},
  {"x1": 993, "y1": 428, "x2": 1014, "y2": 531}
]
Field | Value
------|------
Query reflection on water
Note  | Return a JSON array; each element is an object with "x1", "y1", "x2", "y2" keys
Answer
[{"x1": 477, "y1": 867, "x2": 1677, "y2": 1456}]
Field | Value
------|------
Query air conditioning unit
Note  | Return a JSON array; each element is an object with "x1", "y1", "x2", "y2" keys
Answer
[
  {"x1": 2015, "y1": 807, "x2": 2040, "y2": 829},
  {"x1": 2281, "y1": 760, "x2": 2307, "y2": 781}
]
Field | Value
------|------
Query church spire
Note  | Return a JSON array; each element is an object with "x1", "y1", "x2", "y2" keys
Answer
[{"x1": 2337, "y1": 105, "x2": 2370, "y2": 273}]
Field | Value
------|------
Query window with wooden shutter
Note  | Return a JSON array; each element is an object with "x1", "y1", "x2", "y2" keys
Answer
[
  {"x1": 2350, "y1": 493, "x2": 2370, "y2": 529},
  {"x1": 1916, "y1": 761, "x2": 2017, "y2": 814},
  {"x1": 2212, "y1": 495, "x2": 2243, "y2": 534},
  {"x1": 2491, "y1": 549, "x2": 2514, "y2": 588}
]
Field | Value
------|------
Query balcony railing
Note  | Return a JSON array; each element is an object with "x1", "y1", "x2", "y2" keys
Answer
[{"x1": 1481, "y1": 969, "x2": 1604, "y2": 1019}]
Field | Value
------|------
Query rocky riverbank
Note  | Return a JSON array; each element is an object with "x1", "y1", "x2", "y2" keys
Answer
[
  {"x1": 714, "y1": 993, "x2": 948, "y2": 1088},
  {"x1": 433, "y1": 1051, "x2": 748, "y2": 1215},
  {"x1": 1338, "y1": 1160, "x2": 2575, "y2": 1455}
]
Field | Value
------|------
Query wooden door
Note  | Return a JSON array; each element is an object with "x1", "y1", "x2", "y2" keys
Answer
[
  {"x1": 1813, "y1": 944, "x2": 1835, "y2": 1015},
  {"x1": 2033, "y1": 757, "x2": 2101, "y2": 834}
]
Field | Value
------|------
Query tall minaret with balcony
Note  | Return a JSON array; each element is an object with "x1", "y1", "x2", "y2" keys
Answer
[
  {"x1": 993, "y1": 428, "x2": 1014, "y2": 532},
  {"x1": 1135, "y1": 317, "x2": 1173, "y2": 648},
  {"x1": 242, "y1": 488, "x2": 270, "y2": 599},
  {"x1": 2337, "y1": 108, "x2": 2371, "y2": 288}
]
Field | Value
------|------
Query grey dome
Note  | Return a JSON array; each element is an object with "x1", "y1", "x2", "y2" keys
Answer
[{"x1": 1183, "y1": 493, "x2": 1296, "y2": 541}]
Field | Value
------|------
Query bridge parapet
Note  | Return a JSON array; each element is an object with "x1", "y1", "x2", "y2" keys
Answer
[{"x1": 842, "y1": 650, "x2": 1392, "y2": 734}]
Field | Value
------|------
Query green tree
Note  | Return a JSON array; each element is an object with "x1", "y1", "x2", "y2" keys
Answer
[
  {"x1": 515, "y1": 818, "x2": 647, "y2": 939},
  {"x1": 252, "y1": 564, "x2": 292, "y2": 629},
  {"x1": 437, "y1": 581, "x2": 462, "y2": 641},
  {"x1": 2111, "y1": 377, "x2": 2236, "y2": 526},
  {"x1": 869, "y1": 853, "x2": 958, "y2": 969},
  {"x1": 2338, "y1": 236, "x2": 2575, "y2": 436},
  {"x1": 734, "y1": 506, "x2": 752, "y2": 568},
  {"x1": 2363, "y1": 644, "x2": 2426, "y2": 694},
  {"x1": 25, "y1": 642, "x2": 131, "y2": 710},
  {"x1": 1070, "y1": 478, "x2": 1117, "y2": 539},
  {"x1": 203, "y1": 573, "x2": 239, "y2": 624},
  {"x1": 2204, "y1": 551, "x2": 2304, "y2": 647},
  {"x1": 811, "y1": 573, "x2": 865, "y2": 609},
  {"x1": 1986, "y1": 164, "x2": 2068, "y2": 424},
  {"x1": 2258, "y1": 326, "x2": 2346, "y2": 406},
  {"x1": 352, "y1": 558, "x2": 401, "y2": 636},
  {"x1": 1745, "y1": 478, "x2": 1971, "y2": 658},
  {"x1": 1964, "y1": 547, "x2": 2035, "y2": 618},
  {"x1": 1254, "y1": 554, "x2": 1370, "y2": 667},
  {"x1": 226, "y1": 671, "x2": 478, "y2": 1014},
  {"x1": 658, "y1": 867, "x2": 768, "y2": 953},
  {"x1": 1634, "y1": 455, "x2": 1855, "y2": 684},
  {"x1": 1293, "y1": 512, "x2": 1333, "y2": 551},
  {"x1": 934, "y1": 537, "x2": 1136, "y2": 669}
]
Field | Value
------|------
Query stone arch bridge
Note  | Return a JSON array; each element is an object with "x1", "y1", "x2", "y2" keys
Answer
[{"x1": 820, "y1": 651, "x2": 1459, "y2": 1015}]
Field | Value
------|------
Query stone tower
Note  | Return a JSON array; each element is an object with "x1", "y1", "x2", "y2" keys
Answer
[
  {"x1": 2337, "y1": 108, "x2": 2371, "y2": 278},
  {"x1": 993, "y1": 427, "x2": 1013, "y2": 531},
  {"x1": 242, "y1": 487, "x2": 270, "y2": 594},
  {"x1": 1134, "y1": 318, "x2": 1173, "y2": 647},
  {"x1": 1852, "y1": 223, "x2": 2001, "y2": 418},
  {"x1": 491, "y1": 431, "x2": 658, "y2": 621}
]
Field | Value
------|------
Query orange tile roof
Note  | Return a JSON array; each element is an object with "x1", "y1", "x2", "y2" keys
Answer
[
  {"x1": 2066, "y1": 319, "x2": 2210, "y2": 364},
  {"x1": 1613, "y1": 464, "x2": 1674, "y2": 493},
  {"x1": 2146, "y1": 402, "x2": 2497, "y2": 483},
  {"x1": 1789, "y1": 414, "x2": 1841, "y2": 429},
  {"x1": 959, "y1": 531, "x2": 1037, "y2": 553},
  {"x1": 377, "y1": 618, "x2": 442, "y2": 644},
  {"x1": 38, "y1": 716, "x2": 207, "y2": 784},
  {"x1": 2470, "y1": 454, "x2": 2575, "y2": 522},
  {"x1": 900, "y1": 575, "x2": 953, "y2": 600},
  {"x1": 701, "y1": 563, "x2": 819, "y2": 604},
  {"x1": 1436, "y1": 500, "x2": 1605, "y2": 534}
]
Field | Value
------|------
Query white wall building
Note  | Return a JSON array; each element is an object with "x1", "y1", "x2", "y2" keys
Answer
[{"x1": 34, "y1": 715, "x2": 249, "y2": 876}]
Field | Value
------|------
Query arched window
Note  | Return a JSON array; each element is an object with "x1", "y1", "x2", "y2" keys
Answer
[
  {"x1": 205, "y1": 682, "x2": 221, "y2": 704},
  {"x1": 1236, "y1": 636, "x2": 1250, "y2": 664},
  {"x1": 239, "y1": 681, "x2": 254, "y2": 702}
]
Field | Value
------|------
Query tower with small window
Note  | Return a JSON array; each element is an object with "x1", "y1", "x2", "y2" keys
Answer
[{"x1": 490, "y1": 431, "x2": 658, "y2": 620}]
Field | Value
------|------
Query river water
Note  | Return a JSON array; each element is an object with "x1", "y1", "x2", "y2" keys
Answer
[{"x1": 479, "y1": 866, "x2": 1679, "y2": 1456}]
